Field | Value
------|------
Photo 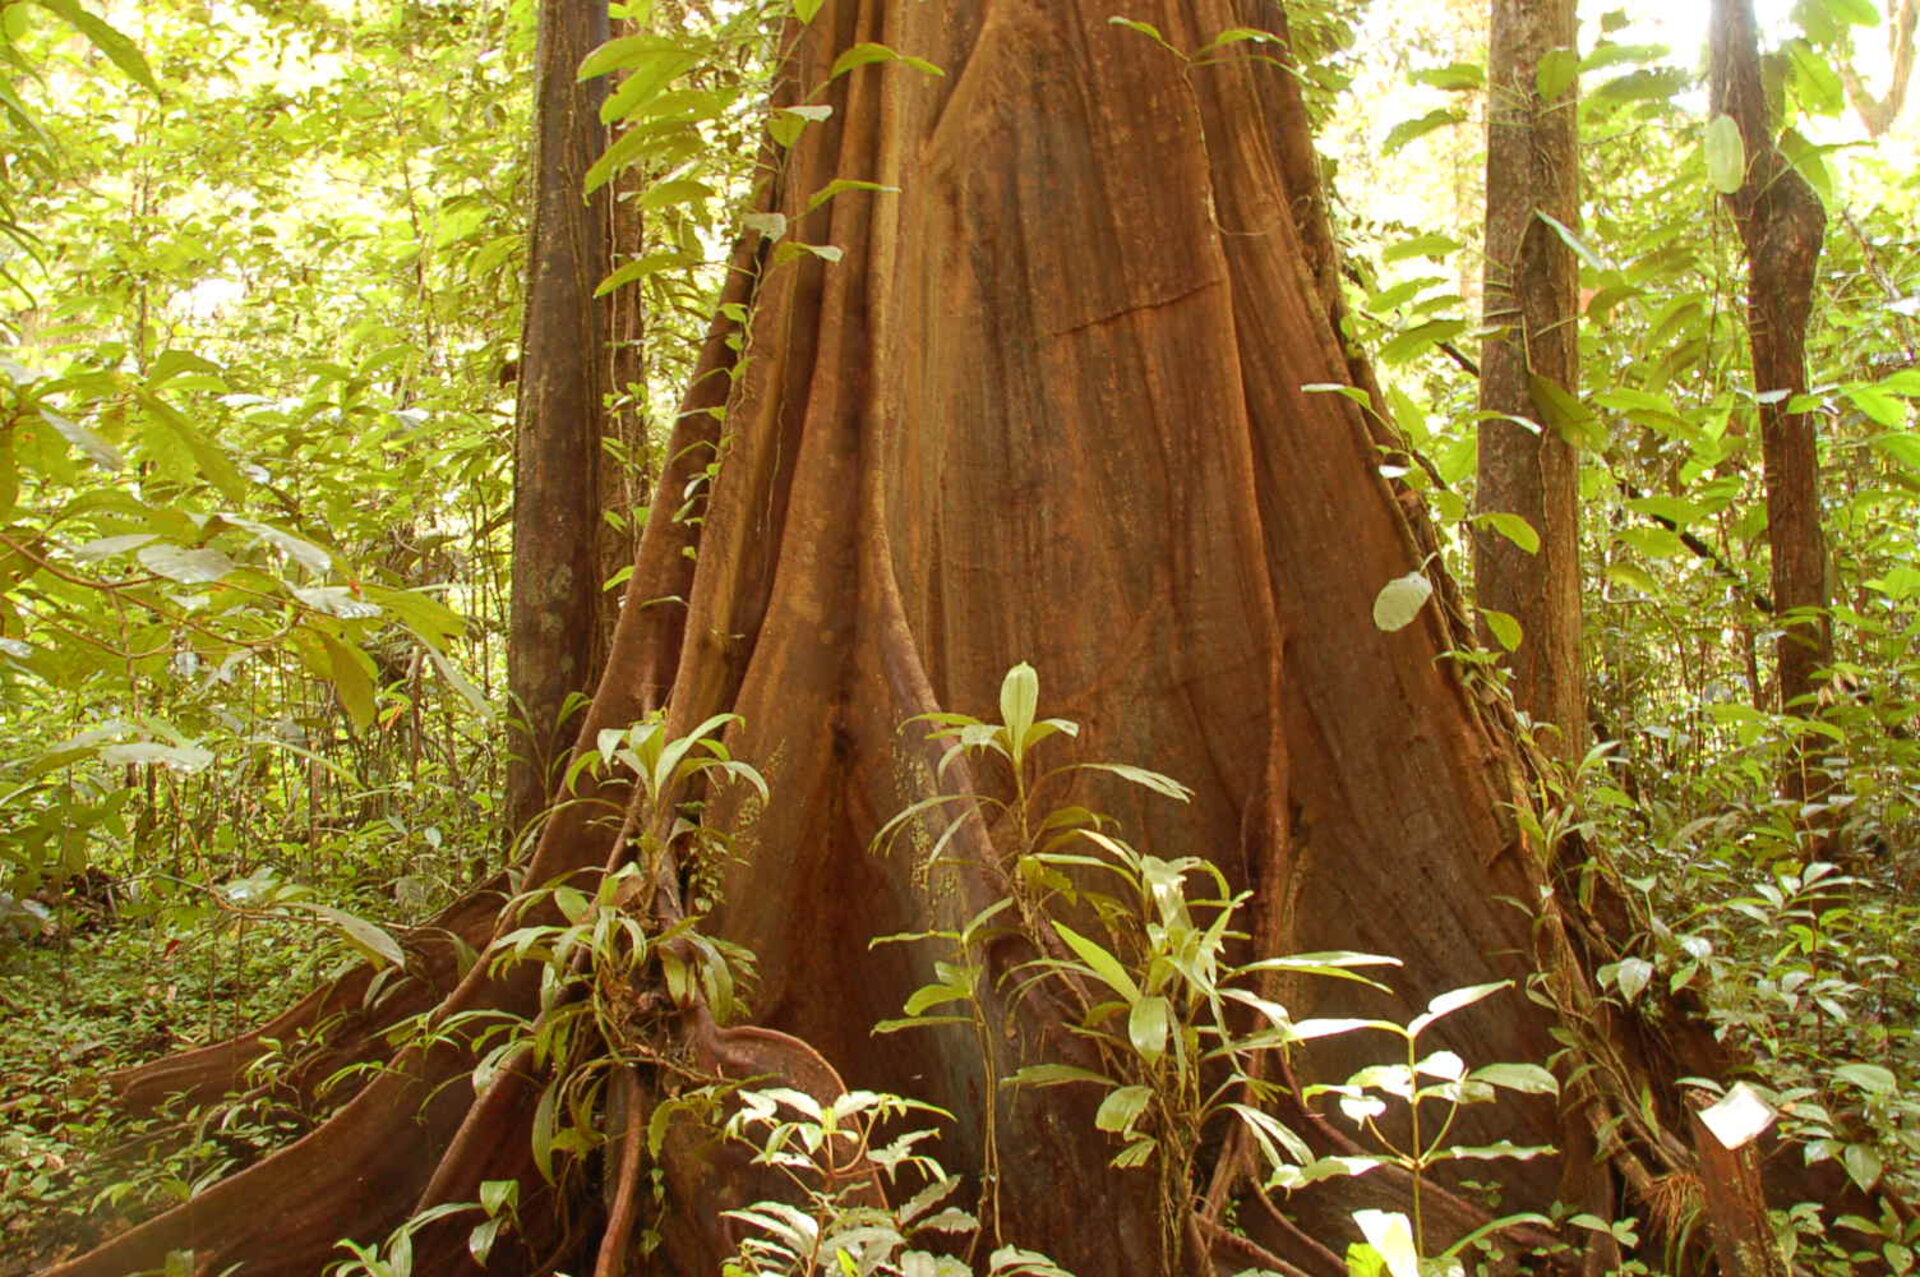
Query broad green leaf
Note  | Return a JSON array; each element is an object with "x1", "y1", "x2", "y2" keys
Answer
[
  {"x1": 639, "y1": 178, "x2": 714, "y2": 212},
  {"x1": 32, "y1": 0, "x2": 160, "y2": 93},
  {"x1": 1537, "y1": 47, "x2": 1579, "y2": 100},
  {"x1": 1352, "y1": 1209, "x2": 1420, "y2": 1277},
  {"x1": 320, "y1": 632, "x2": 377, "y2": 731},
  {"x1": 1372, "y1": 571, "x2": 1432, "y2": 632},
  {"x1": 1106, "y1": 17, "x2": 1171, "y2": 48},
  {"x1": 769, "y1": 103, "x2": 832, "y2": 147},
  {"x1": 1530, "y1": 374, "x2": 1605, "y2": 449},
  {"x1": 999, "y1": 662, "x2": 1038, "y2": 761},
  {"x1": 1834, "y1": 1062, "x2": 1898, "y2": 1096},
  {"x1": 295, "y1": 586, "x2": 384, "y2": 620},
  {"x1": 1287, "y1": 1017, "x2": 1392, "y2": 1040},
  {"x1": 299, "y1": 902, "x2": 405, "y2": 969},
  {"x1": 1128, "y1": 995, "x2": 1170, "y2": 1062},
  {"x1": 578, "y1": 33, "x2": 687, "y2": 81},
  {"x1": 1475, "y1": 511, "x2": 1540, "y2": 554},
  {"x1": 772, "y1": 241, "x2": 844, "y2": 266},
  {"x1": 1482, "y1": 608, "x2": 1522, "y2": 652},
  {"x1": 1705, "y1": 114, "x2": 1746, "y2": 194},
  {"x1": 72, "y1": 533, "x2": 157, "y2": 563},
  {"x1": 1075, "y1": 762, "x2": 1193, "y2": 802},
  {"x1": 531, "y1": 1078, "x2": 560, "y2": 1183},
  {"x1": 1198, "y1": 26, "x2": 1285, "y2": 53},
  {"x1": 227, "y1": 517, "x2": 331, "y2": 574},
  {"x1": 1534, "y1": 211, "x2": 1607, "y2": 271},
  {"x1": 1382, "y1": 233, "x2": 1461, "y2": 264},
  {"x1": 1409, "y1": 981, "x2": 1509, "y2": 1037},
  {"x1": 40, "y1": 410, "x2": 123, "y2": 469},
  {"x1": 1004, "y1": 1063, "x2": 1112, "y2": 1088},
  {"x1": 1438, "y1": 1140, "x2": 1553, "y2": 1160},
  {"x1": 806, "y1": 179, "x2": 899, "y2": 212},
  {"x1": 828, "y1": 42, "x2": 945, "y2": 82},
  {"x1": 468, "y1": 1216, "x2": 502, "y2": 1266},
  {"x1": 1411, "y1": 62, "x2": 1483, "y2": 92},
  {"x1": 1843, "y1": 1142, "x2": 1885, "y2": 1192},
  {"x1": 137, "y1": 543, "x2": 234, "y2": 584},
  {"x1": 794, "y1": 0, "x2": 824, "y2": 21},
  {"x1": 1846, "y1": 385, "x2": 1907, "y2": 427},
  {"x1": 1468, "y1": 1062, "x2": 1558, "y2": 1095},
  {"x1": 596, "y1": 249, "x2": 699, "y2": 297},
  {"x1": 100, "y1": 741, "x2": 214, "y2": 771},
  {"x1": 1051, "y1": 921, "x2": 1140, "y2": 1002},
  {"x1": 138, "y1": 392, "x2": 250, "y2": 501},
  {"x1": 430, "y1": 649, "x2": 495, "y2": 721},
  {"x1": 1612, "y1": 956, "x2": 1653, "y2": 1003},
  {"x1": 1379, "y1": 318, "x2": 1466, "y2": 365},
  {"x1": 365, "y1": 585, "x2": 465, "y2": 652},
  {"x1": 1093, "y1": 1084, "x2": 1150, "y2": 1134},
  {"x1": 597, "y1": 45, "x2": 705, "y2": 120},
  {"x1": 1382, "y1": 108, "x2": 1464, "y2": 155},
  {"x1": 1871, "y1": 432, "x2": 1920, "y2": 471},
  {"x1": 903, "y1": 983, "x2": 972, "y2": 1016}
]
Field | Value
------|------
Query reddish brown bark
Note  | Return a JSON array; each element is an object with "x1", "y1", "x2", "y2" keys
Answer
[
  {"x1": 1475, "y1": 0, "x2": 1585, "y2": 757},
  {"x1": 1691, "y1": 1106, "x2": 1792, "y2": 1277},
  {"x1": 508, "y1": 0, "x2": 614, "y2": 841},
  {"x1": 1709, "y1": 0, "x2": 1833, "y2": 776},
  {"x1": 49, "y1": 4, "x2": 1743, "y2": 1275}
]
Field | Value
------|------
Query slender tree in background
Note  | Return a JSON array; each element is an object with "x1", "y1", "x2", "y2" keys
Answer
[
  {"x1": 1710, "y1": 0, "x2": 1833, "y2": 791},
  {"x1": 45, "y1": 3, "x2": 1838, "y2": 1274},
  {"x1": 507, "y1": 0, "x2": 612, "y2": 842},
  {"x1": 1841, "y1": 0, "x2": 1917, "y2": 138},
  {"x1": 1475, "y1": 0, "x2": 1585, "y2": 757},
  {"x1": 597, "y1": 12, "x2": 654, "y2": 672}
]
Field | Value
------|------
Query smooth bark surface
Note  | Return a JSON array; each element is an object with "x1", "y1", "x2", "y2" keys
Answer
[
  {"x1": 508, "y1": 0, "x2": 613, "y2": 840},
  {"x1": 1476, "y1": 0, "x2": 1585, "y2": 756},
  {"x1": 48, "y1": 4, "x2": 1739, "y2": 1275},
  {"x1": 1709, "y1": 0, "x2": 1833, "y2": 754},
  {"x1": 1841, "y1": 0, "x2": 1917, "y2": 138}
]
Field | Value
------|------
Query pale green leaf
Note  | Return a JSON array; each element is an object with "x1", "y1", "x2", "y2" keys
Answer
[
  {"x1": 1051, "y1": 921, "x2": 1140, "y2": 1002},
  {"x1": 1706, "y1": 114, "x2": 1746, "y2": 194},
  {"x1": 137, "y1": 543, "x2": 234, "y2": 585},
  {"x1": 1094, "y1": 1085, "x2": 1150, "y2": 1134},
  {"x1": 1372, "y1": 571, "x2": 1433, "y2": 632}
]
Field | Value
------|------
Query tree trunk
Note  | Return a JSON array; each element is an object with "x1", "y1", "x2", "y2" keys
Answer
[
  {"x1": 1475, "y1": 0, "x2": 1585, "y2": 758},
  {"x1": 507, "y1": 0, "x2": 613, "y2": 843},
  {"x1": 1840, "y1": 0, "x2": 1917, "y2": 139},
  {"x1": 1709, "y1": 0, "x2": 1833, "y2": 786},
  {"x1": 49, "y1": 4, "x2": 1754, "y2": 1275},
  {"x1": 596, "y1": 12, "x2": 655, "y2": 676}
]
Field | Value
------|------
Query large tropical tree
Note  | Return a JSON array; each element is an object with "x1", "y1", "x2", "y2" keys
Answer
[{"x1": 45, "y1": 2, "x2": 1783, "y2": 1274}]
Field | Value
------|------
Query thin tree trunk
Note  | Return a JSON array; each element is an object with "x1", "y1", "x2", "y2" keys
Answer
[
  {"x1": 1841, "y1": 0, "x2": 1918, "y2": 138},
  {"x1": 1710, "y1": 0, "x2": 1833, "y2": 790},
  {"x1": 1475, "y1": 0, "x2": 1585, "y2": 757},
  {"x1": 508, "y1": 0, "x2": 612, "y2": 842},
  {"x1": 595, "y1": 16, "x2": 653, "y2": 677}
]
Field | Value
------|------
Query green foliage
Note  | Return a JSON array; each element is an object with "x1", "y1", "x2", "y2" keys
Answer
[{"x1": 717, "y1": 1088, "x2": 1070, "y2": 1277}]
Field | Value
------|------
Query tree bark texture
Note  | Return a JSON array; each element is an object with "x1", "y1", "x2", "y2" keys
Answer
[
  {"x1": 596, "y1": 14, "x2": 655, "y2": 677},
  {"x1": 49, "y1": 4, "x2": 1749, "y2": 1275},
  {"x1": 508, "y1": 0, "x2": 614, "y2": 841},
  {"x1": 1475, "y1": 0, "x2": 1585, "y2": 757},
  {"x1": 1709, "y1": 0, "x2": 1833, "y2": 756}
]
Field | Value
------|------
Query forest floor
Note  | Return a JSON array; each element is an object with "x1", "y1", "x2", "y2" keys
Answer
[{"x1": 0, "y1": 921, "x2": 316, "y2": 1276}]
